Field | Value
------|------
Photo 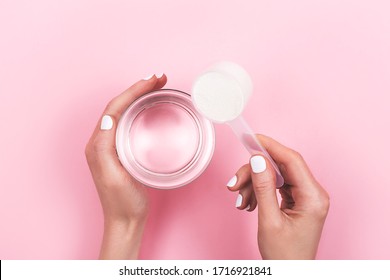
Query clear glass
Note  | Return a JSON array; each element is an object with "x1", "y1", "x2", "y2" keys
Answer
[{"x1": 116, "y1": 89, "x2": 215, "y2": 189}]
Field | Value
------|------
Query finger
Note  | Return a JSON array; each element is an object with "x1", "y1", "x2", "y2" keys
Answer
[
  {"x1": 89, "y1": 74, "x2": 168, "y2": 150},
  {"x1": 256, "y1": 134, "x2": 315, "y2": 187},
  {"x1": 104, "y1": 74, "x2": 167, "y2": 121},
  {"x1": 279, "y1": 185, "x2": 295, "y2": 210},
  {"x1": 246, "y1": 193, "x2": 258, "y2": 212},
  {"x1": 256, "y1": 134, "x2": 328, "y2": 213},
  {"x1": 86, "y1": 75, "x2": 167, "y2": 175},
  {"x1": 88, "y1": 74, "x2": 166, "y2": 143},
  {"x1": 250, "y1": 154, "x2": 281, "y2": 220},
  {"x1": 235, "y1": 183, "x2": 253, "y2": 210},
  {"x1": 153, "y1": 73, "x2": 167, "y2": 89},
  {"x1": 226, "y1": 164, "x2": 251, "y2": 191}
]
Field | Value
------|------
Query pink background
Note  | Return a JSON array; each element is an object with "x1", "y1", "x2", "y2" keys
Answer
[{"x1": 1, "y1": 0, "x2": 389, "y2": 259}]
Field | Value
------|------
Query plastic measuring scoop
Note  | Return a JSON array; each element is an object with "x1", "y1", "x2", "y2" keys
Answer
[{"x1": 192, "y1": 61, "x2": 284, "y2": 188}]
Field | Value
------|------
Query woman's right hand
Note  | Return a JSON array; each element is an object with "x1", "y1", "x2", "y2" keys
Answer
[{"x1": 227, "y1": 134, "x2": 330, "y2": 259}]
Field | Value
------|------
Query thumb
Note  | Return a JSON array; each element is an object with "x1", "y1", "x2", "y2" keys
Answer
[{"x1": 250, "y1": 155, "x2": 281, "y2": 221}]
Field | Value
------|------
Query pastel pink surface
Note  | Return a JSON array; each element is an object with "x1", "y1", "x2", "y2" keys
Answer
[{"x1": 0, "y1": 0, "x2": 389, "y2": 259}]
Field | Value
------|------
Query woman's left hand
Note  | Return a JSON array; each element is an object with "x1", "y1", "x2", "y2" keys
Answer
[{"x1": 85, "y1": 74, "x2": 167, "y2": 259}]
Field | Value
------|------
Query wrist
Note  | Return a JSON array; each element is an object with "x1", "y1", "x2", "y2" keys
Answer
[
  {"x1": 100, "y1": 218, "x2": 147, "y2": 260},
  {"x1": 104, "y1": 214, "x2": 147, "y2": 230}
]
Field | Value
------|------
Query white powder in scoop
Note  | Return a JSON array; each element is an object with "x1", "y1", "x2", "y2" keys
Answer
[{"x1": 192, "y1": 72, "x2": 245, "y2": 123}]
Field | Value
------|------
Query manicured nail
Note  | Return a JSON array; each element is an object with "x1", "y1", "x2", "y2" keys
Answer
[
  {"x1": 156, "y1": 73, "x2": 164, "y2": 78},
  {"x1": 143, "y1": 74, "x2": 155, "y2": 80},
  {"x1": 245, "y1": 205, "x2": 251, "y2": 211},
  {"x1": 227, "y1": 175, "x2": 237, "y2": 188},
  {"x1": 250, "y1": 155, "x2": 267, "y2": 173},
  {"x1": 235, "y1": 194, "x2": 243, "y2": 208},
  {"x1": 100, "y1": 115, "x2": 113, "y2": 130}
]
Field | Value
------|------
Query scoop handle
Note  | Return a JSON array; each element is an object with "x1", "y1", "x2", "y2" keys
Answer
[{"x1": 228, "y1": 116, "x2": 284, "y2": 188}]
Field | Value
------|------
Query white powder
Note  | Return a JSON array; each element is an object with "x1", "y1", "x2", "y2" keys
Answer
[
  {"x1": 192, "y1": 72, "x2": 245, "y2": 122},
  {"x1": 192, "y1": 61, "x2": 253, "y2": 123}
]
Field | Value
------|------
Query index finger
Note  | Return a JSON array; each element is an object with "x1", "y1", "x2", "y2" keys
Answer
[
  {"x1": 89, "y1": 75, "x2": 167, "y2": 141},
  {"x1": 105, "y1": 75, "x2": 167, "y2": 120}
]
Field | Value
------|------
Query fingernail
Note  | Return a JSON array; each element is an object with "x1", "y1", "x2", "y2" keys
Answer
[
  {"x1": 100, "y1": 115, "x2": 113, "y2": 130},
  {"x1": 250, "y1": 155, "x2": 267, "y2": 173},
  {"x1": 235, "y1": 194, "x2": 243, "y2": 208},
  {"x1": 156, "y1": 73, "x2": 164, "y2": 78},
  {"x1": 143, "y1": 74, "x2": 155, "y2": 80},
  {"x1": 226, "y1": 175, "x2": 237, "y2": 188},
  {"x1": 245, "y1": 205, "x2": 251, "y2": 211}
]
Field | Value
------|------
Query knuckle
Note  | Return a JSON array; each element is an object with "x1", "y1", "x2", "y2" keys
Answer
[
  {"x1": 289, "y1": 149, "x2": 304, "y2": 161},
  {"x1": 91, "y1": 136, "x2": 108, "y2": 153},
  {"x1": 104, "y1": 99, "x2": 116, "y2": 112},
  {"x1": 84, "y1": 142, "x2": 97, "y2": 167},
  {"x1": 84, "y1": 144, "x2": 90, "y2": 157},
  {"x1": 253, "y1": 178, "x2": 272, "y2": 191},
  {"x1": 85, "y1": 134, "x2": 111, "y2": 157},
  {"x1": 311, "y1": 190, "x2": 330, "y2": 218},
  {"x1": 104, "y1": 99, "x2": 120, "y2": 117},
  {"x1": 85, "y1": 141, "x2": 93, "y2": 159},
  {"x1": 253, "y1": 168, "x2": 276, "y2": 187}
]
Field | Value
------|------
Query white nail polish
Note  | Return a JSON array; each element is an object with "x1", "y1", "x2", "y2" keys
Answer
[
  {"x1": 143, "y1": 74, "x2": 155, "y2": 81},
  {"x1": 250, "y1": 155, "x2": 267, "y2": 173},
  {"x1": 245, "y1": 205, "x2": 251, "y2": 211},
  {"x1": 156, "y1": 73, "x2": 164, "y2": 78},
  {"x1": 235, "y1": 194, "x2": 243, "y2": 208},
  {"x1": 227, "y1": 175, "x2": 237, "y2": 188},
  {"x1": 100, "y1": 115, "x2": 113, "y2": 130}
]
